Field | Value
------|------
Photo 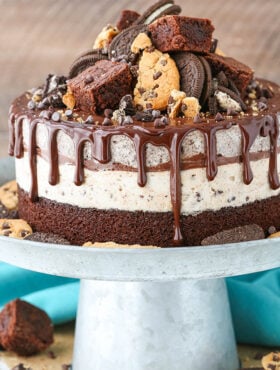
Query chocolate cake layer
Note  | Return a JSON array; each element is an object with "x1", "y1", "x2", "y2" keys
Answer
[{"x1": 18, "y1": 187, "x2": 278, "y2": 247}]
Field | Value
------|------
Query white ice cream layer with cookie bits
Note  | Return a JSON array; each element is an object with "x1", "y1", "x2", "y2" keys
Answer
[{"x1": 15, "y1": 118, "x2": 280, "y2": 216}]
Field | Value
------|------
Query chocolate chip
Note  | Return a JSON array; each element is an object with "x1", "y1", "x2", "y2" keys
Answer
[
  {"x1": 2, "y1": 222, "x2": 10, "y2": 230},
  {"x1": 39, "y1": 110, "x2": 52, "y2": 120},
  {"x1": 138, "y1": 87, "x2": 146, "y2": 95},
  {"x1": 154, "y1": 116, "x2": 169, "y2": 128},
  {"x1": 253, "y1": 351, "x2": 265, "y2": 360},
  {"x1": 160, "y1": 58, "x2": 167, "y2": 66},
  {"x1": 104, "y1": 108, "x2": 113, "y2": 118},
  {"x1": 102, "y1": 117, "x2": 113, "y2": 126},
  {"x1": 268, "y1": 225, "x2": 277, "y2": 235},
  {"x1": 226, "y1": 108, "x2": 238, "y2": 116},
  {"x1": 65, "y1": 109, "x2": 73, "y2": 118},
  {"x1": 193, "y1": 114, "x2": 203, "y2": 123},
  {"x1": 20, "y1": 230, "x2": 29, "y2": 238},
  {"x1": 27, "y1": 100, "x2": 36, "y2": 110},
  {"x1": 273, "y1": 354, "x2": 280, "y2": 362},
  {"x1": 47, "y1": 350, "x2": 56, "y2": 359},
  {"x1": 51, "y1": 112, "x2": 61, "y2": 122},
  {"x1": 215, "y1": 112, "x2": 224, "y2": 121},
  {"x1": 153, "y1": 71, "x2": 162, "y2": 80},
  {"x1": 84, "y1": 74, "x2": 94, "y2": 84},
  {"x1": 61, "y1": 365, "x2": 72, "y2": 370},
  {"x1": 3, "y1": 230, "x2": 11, "y2": 236},
  {"x1": 268, "y1": 365, "x2": 277, "y2": 370},
  {"x1": 11, "y1": 364, "x2": 31, "y2": 370},
  {"x1": 85, "y1": 115, "x2": 94, "y2": 124}
]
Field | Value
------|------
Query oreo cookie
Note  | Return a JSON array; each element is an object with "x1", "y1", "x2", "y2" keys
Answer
[
  {"x1": 134, "y1": 0, "x2": 181, "y2": 25},
  {"x1": 24, "y1": 232, "x2": 70, "y2": 245},
  {"x1": 108, "y1": 24, "x2": 147, "y2": 60},
  {"x1": 68, "y1": 49, "x2": 108, "y2": 78},
  {"x1": 172, "y1": 52, "x2": 205, "y2": 99},
  {"x1": 197, "y1": 56, "x2": 212, "y2": 107}
]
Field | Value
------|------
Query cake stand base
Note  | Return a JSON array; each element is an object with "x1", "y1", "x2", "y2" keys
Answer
[{"x1": 73, "y1": 278, "x2": 239, "y2": 370}]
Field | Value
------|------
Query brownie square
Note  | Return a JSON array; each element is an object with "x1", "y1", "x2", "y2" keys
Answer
[
  {"x1": 204, "y1": 53, "x2": 254, "y2": 93},
  {"x1": 0, "y1": 299, "x2": 53, "y2": 356},
  {"x1": 148, "y1": 15, "x2": 215, "y2": 53},
  {"x1": 68, "y1": 60, "x2": 132, "y2": 113}
]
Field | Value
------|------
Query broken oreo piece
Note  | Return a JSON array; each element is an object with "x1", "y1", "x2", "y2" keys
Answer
[
  {"x1": 68, "y1": 49, "x2": 108, "y2": 78},
  {"x1": 201, "y1": 224, "x2": 265, "y2": 246},
  {"x1": 133, "y1": 0, "x2": 181, "y2": 25},
  {"x1": 173, "y1": 52, "x2": 205, "y2": 99},
  {"x1": 24, "y1": 232, "x2": 70, "y2": 245}
]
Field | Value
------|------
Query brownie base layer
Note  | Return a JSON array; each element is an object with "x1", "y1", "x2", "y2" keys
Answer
[{"x1": 18, "y1": 187, "x2": 279, "y2": 247}]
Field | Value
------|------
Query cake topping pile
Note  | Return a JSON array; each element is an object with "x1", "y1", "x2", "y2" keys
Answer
[{"x1": 25, "y1": 0, "x2": 277, "y2": 126}]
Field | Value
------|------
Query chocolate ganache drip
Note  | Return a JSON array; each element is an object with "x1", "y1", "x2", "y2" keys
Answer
[{"x1": 8, "y1": 99, "x2": 280, "y2": 246}]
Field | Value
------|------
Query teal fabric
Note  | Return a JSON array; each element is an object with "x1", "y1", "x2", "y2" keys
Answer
[
  {"x1": 227, "y1": 268, "x2": 280, "y2": 346},
  {"x1": 0, "y1": 262, "x2": 79, "y2": 324},
  {"x1": 1, "y1": 261, "x2": 280, "y2": 346}
]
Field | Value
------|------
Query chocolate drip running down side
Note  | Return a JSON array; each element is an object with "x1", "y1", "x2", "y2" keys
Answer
[{"x1": 8, "y1": 101, "x2": 280, "y2": 245}]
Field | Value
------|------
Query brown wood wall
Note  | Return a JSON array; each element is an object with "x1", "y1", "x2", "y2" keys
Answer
[{"x1": 0, "y1": 0, "x2": 280, "y2": 136}]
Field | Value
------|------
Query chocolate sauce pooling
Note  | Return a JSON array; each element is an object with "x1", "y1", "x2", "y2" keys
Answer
[{"x1": 8, "y1": 79, "x2": 280, "y2": 246}]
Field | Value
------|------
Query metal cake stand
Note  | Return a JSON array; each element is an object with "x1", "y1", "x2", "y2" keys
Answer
[{"x1": 1, "y1": 157, "x2": 280, "y2": 370}]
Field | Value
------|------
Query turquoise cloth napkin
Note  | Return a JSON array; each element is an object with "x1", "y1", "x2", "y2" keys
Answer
[
  {"x1": 0, "y1": 262, "x2": 79, "y2": 324},
  {"x1": 0, "y1": 261, "x2": 279, "y2": 346},
  {"x1": 227, "y1": 268, "x2": 280, "y2": 346}
]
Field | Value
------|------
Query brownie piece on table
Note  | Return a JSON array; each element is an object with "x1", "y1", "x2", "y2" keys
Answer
[
  {"x1": 148, "y1": 15, "x2": 214, "y2": 53},
  {"x1": 68, "y1": 60, "x2": 132, "y2": 113},
  {"x1": 204, "y1": 53, "x2": 254, "y2": 93},
  {"x1": 0, "y1": 299, "x2": 53, "y2": 356}
]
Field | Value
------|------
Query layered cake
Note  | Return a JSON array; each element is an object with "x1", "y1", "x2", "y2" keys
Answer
[{"x1": 8, "y1": 0, "x2": 280, "y2": 247}]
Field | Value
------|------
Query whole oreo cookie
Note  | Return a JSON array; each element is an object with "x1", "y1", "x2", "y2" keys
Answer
[
  {"x1": 24, "y1": 232, "x2": 70, "y2": 245},
  {"x1": 134, "y1": 0, "x2": 181, "y2": 25},
  {"x1": 68, "y1": 49, "x2": 108, "y2": 78},
  {"x1": 173, "y1": 52, "x2": 205, "y2": 99},
  {"x1": 108, "y1": 24, "x2": 147, "y2": 60}
]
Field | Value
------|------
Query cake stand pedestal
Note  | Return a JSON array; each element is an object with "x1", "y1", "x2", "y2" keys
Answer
[{"x1": 1, "y1": 157, "x2": 280, "y2": 370}]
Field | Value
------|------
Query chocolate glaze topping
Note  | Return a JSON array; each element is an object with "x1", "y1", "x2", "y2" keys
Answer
[{"x1": 8, "y1": 80, "x2": 280, "y2": 245}]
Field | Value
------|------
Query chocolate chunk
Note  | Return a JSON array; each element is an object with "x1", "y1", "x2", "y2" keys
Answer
[
  {"x1": 0, "y1": 202, "x2": 18, "y2": 219},
  {"x1": 215, "y1": 112, "x2": 224, "y2": 121},
  {"x1": 85, "y1": 115, "x2": 94, "y2": 124},
  {"x1": 193, "y1": 113, "x2": 203, "y2": 123},
  {"x1": 0, "y1": 299, "x2": 53, "y2": 356},
  {"x1": 68, "y1": 49, "x2": 108, "y2": 78},
  {"x1": 173, "y1": 52, "x2": 205, "y2": 99},
  {"x1": 204, "y1": 53, "x2": 253, "y2": 93},
  {"x1": 148, "y1": 15, "x2": 214, "y2": 53},
  {"x1": 11, "y1": 364, "x2": 31, "y2": 370},
  {"x1": 24, "y1": 232, "x2": 70, "y2": 245},
  {"x1": 104, "y1": 108, "x2": 113, "y2": 118},
  {"x1": 68, "y1": 60, "x2": 132, "y2": 113},
  {"x1": 134, "y1": 0, "x2": 181, "y2": 25},
  {"x1": 116, "y1": 9, "x2": 140, "y2": 31},
  {"x1": 201, "y1": 224, "x2": 265, "y2": 246},
  {"x1": 102, "y1": 117, "x2": 113, "y2": 126},
  {"x1": 108, "y1": 24, "x2": 147, "y2": 60}
]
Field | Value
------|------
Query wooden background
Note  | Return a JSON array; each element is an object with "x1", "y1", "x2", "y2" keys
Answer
[{"x1": 0, "y1": 0, "x2": 280, "y2": 156}]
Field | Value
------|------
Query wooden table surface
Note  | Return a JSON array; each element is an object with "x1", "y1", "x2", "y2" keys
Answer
[{"x1": 0, "y1": 0, "x2": 280, "y2": 139}]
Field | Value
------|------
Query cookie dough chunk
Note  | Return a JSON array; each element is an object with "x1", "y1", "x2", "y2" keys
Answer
[
  {"x1": 181, "y1": 97, "x2": 201, "y2": 118},
  {"x1": 204, "y1": 53, "x2": 254, "y2": 93},
  {"x1": 93, "y1": 25, "x2": 119, "y2": 50},
  {"x1": 133, "y1": 47, "x2": 179, "y2": 110},
  {"x1": 262, "y1": 352, "x2": 280, "y2": 370},
  {"x1": 0, "y1": 299, "x2": 53, "y2": 356},
  {"x1": 0, "y1": 180, "x2": 18, "y2": 210},
  {"x1": 0, "y1": 219, "x2": 32, "y2": 239},
  {"x1": 148, "y1": 15, "x2": 214, "y2": 53},
  {"x1": 68, "y1": 60, "x2": 132, "y2": 113}
]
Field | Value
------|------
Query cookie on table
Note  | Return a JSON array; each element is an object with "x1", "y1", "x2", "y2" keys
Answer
[
  {"x1": 148, "y1": 15, "x2": 215, "y2": 53},
  {"x1": 0, "y1": 180, "x2": 19, "y2": 219},
  {"x1": 0, "y1": 299, "x2": 53, "y2": 356},
  {"x1": 0, "y1": 219, "x2": 32, "y2": 239}
]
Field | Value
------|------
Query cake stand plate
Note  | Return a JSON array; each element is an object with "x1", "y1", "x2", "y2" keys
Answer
[{"x1": 1, "y1": 157, "x2": 280, "y2": 370}]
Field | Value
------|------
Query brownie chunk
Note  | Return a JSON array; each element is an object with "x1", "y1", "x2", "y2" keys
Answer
[
  {"x1": 0, "y1": 299, "x2": 53, "y2": 356},
  {"x1": 148, "y1": 15, "x2": 214, "y2": 53},
  {"x1": 204, "y1": 53, "x2": 254, "y2": 93},
  {"x1": 116, "y1": 9, "x2": 140, "y2": 31},
  {"x1": 67, "y1": 60, "x2": 132, "y2": 113}
]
